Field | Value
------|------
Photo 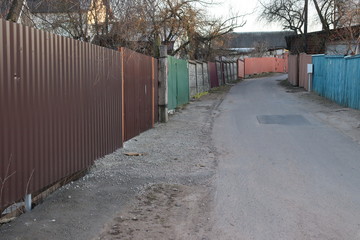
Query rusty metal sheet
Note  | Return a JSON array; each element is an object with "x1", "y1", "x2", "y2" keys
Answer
[{"x1": 0, "y1": 19, "x2": 122, "y2": 212}]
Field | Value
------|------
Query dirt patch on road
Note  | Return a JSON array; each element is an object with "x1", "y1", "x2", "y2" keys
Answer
[
  {"x1": 278, "y1": 79, "x2": 306, "y2": 93},
  {"x1": 96, "y1": 184, "x2": 212, "y2": 240}
]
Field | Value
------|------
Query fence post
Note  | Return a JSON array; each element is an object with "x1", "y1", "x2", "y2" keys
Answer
[{"x1": 158, "y1": 45, "x2": 168, "y2": 123}]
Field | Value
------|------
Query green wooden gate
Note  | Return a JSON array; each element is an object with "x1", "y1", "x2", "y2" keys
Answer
[{"x1": 168, "y1": 56, "x2": 190, "y2": 110}]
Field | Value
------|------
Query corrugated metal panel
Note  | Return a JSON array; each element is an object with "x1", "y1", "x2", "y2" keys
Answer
[
  {"x1": 188, "y1": 61, "x2": 197, "y2": 97},
  {"x1": 196, "y1": 62, "x2": 204, "y2": 92},
  {"x1": 153, "y1": 59, "x2": 159, "y2": 123},
  {"x1": 208, "y1": 62, "x2": 219, "y2": 88},
  {"x1": 274, "y1": 57, "x2": 285, "y2": 73},
  {"x1": 223, "y1": 62, "x2": 228, "y2": 83},
  {"x1": 225, "y1": 62, "x2": 230, "y2": 83},
  {"x1": 121, "y1": 48, "x2": 156, "y2": 142},
  {"x1": 284, "y1": 53, "x2": 289, "y2": 72},
  {"x1": 168, "y1": 56, "x2": 189, "y2": 110},
  {"x1": 244, "y1": 57, "x2": 286, "y2": 76},
  {"x1": 203, "y1": 63, "x2": 210, "y2": 91},
  {"x1": 0, "y1": 19, "x2": 122, "y2": 211},
  {"x1": 288, "y1": 55, "x2": 299, "y2": 86},
  {"x1": 233, "y1": 62, "x2": 238, "y2": 80},
  {"x1": 299, "y1": 53, "x2": 313, "y2": 90},
  {"x1": 245, "y1": 57, "x2": 275, "y2": 75},
  {"x1": 237, "y1": 60, "x2": 245, "y2": 78},
  {"x1": 227, "y1": 62, "x2": 232, "y2": 82},
  {"x1": 215, "y1": 61, "x2": 225, "y2": 86}
]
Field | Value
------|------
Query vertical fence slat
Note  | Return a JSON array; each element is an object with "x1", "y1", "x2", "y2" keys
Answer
[
  {"x1": 313, "y1": 54, "x2": 360, "y2": 110},
  {"x1": 0, "y1": 19, "x2": 123, "y2": 211}
]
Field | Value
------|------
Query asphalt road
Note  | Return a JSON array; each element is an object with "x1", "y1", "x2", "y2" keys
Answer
[{"x1": 211, "y1": 74, "x2": 360, "y2": 240}]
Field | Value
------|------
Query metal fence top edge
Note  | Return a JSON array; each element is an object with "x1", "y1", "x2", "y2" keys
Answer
[
  {"x1": 312, "y1": 54, "x2": 326, "y2": 58},
  {"x1": 214, "y1": 60, "x2": 237, "y2": 63},
  {"x1": 1, "y1": 18, "x2": 121, "y2": 55},
  {"x1": 195, "y1": 60, "x2": 207, "y2": 64},
  {"x1": 324, "y1": 55, "x2": 345, "y2": 59},
  {"x1": 168, "y1": 55, "x2": 188, "y2": 63},
  {"x1": 345, "y1": 54, "x2": 360, "y2": 60}
]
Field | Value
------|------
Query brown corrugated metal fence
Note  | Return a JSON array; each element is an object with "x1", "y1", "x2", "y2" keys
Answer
[
  {"x1": 208, "y1": 62, "x2": 219, "y2": 88},
  {"x1": 288, "y1": 55, "x2": 299, "y2": 86},
  {"x1": 120, "y1": 48, "x2": 158, "y2": 142},
  {"x1": 153, "y1": 59, "x2": 159, "y2": 123},
  {"x1": 0, "y1": 19, "x2": 123, "y2": 211},
  {"x1": 299, "y1": 53, "x2": 312, "y2": 90}
]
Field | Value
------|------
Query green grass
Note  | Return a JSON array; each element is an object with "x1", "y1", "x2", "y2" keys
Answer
[{"x1": 193, "y1": 91, "x2": 209, "y2": 99}]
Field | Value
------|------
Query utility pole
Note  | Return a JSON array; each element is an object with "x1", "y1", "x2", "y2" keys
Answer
[
  {"x1": 304, "y1": 0, "x2": 308, "y2": 53},
  {"x1": 158, "y1": 45, "x2": 169, "y2": 123}
]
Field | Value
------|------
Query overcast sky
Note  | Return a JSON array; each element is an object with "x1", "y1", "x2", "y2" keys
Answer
[{"x1": 207, "y1": 0, "x2": 322, "y2": 33}]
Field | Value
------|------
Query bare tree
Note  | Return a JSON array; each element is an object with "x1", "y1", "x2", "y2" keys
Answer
[
  {"x1": 24, "y1": 0, "x2": 244, "y2": 59},
  {"x1": 252, "y1": 41, "x2": 269, "y2": 57},
  {"x1": 260, "y1": 0, "x2": 360, "y2": 32},
  {"x1": 328, "y1": 0, "x2": 360, "y2": 55},
  {"x1": 259, "y1": 0, "x2": 305, "y2": 34},
  {"x1": 1, "y1": 0, "x2": 25, "y2": 22}
]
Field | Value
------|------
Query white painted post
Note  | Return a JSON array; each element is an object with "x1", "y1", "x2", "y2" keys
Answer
[{"x1": 307, "y1": 64, "x2": 313, "y2": 92}]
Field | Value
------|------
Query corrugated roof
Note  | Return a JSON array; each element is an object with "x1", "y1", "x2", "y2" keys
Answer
[{"x1": 226, "y1": 31, "x2": 295, "y2": 49}]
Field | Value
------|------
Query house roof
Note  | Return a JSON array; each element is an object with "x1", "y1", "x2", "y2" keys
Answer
[
  {"x1": 26, "y1": 0, "x2": 92, "y2": 14},
  {"x1": 226, "y1": 31, "x2": 295, "y2": 50},
  {"x1": 285, "y1": 25, "x2": 360, "y2": 54}
]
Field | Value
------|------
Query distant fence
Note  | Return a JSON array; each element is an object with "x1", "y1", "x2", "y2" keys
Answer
[
  {"x1": 0, "y1": 19, "x2": 123, "y2": 211},
  {"x1": 189, "y1": 60, "x2": 211, "y2": 97},
  {"x1": 312, "y1": 55, "x2": 360, "y2": 109},
  {"x1": 224, "y1": 61, "x2": 238, "y2": 83},
  {"x1": 238, "y1": 59, "x2": 245, "y2": 78},
  {"x1": 121, "y1": 48, "x2": 158, "y2": 141},
  {"x1": 244, "y1": 57, "x2": 287, "y2": 76},
  {"x1": 215, "y1": 60, "x2": 238, "y2": 85},
  {"x1": 299, "y1": 53, "x2": 312, "y2": 90},
  {"x1": 1, "y1": 18, "x2": 251, "y2": 212},
  {"x1": 288, "y1": 53, "x2": 312, "y2": 89},
  {"x1": 168, "y1": 56, "x2": 189, "y2": 110},
  {"x1": 288, "y1": 55, "x2": 299, "y2": 85},
  {"x1": 208, "y1": 62, "x2": 219, "y2": 88}
]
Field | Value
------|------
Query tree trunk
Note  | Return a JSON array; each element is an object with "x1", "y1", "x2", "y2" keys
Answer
[
  {"x1": 312, "y1": 0, "x2": 330, "y2": 31},
  {"x1": 6, "y1": 0, "x2": 24, "y2": 22}
]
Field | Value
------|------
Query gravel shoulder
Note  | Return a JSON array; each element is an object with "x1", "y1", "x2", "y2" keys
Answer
[{"x1": 0, "y1": 86, "x2": 230, "y2": 240}]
